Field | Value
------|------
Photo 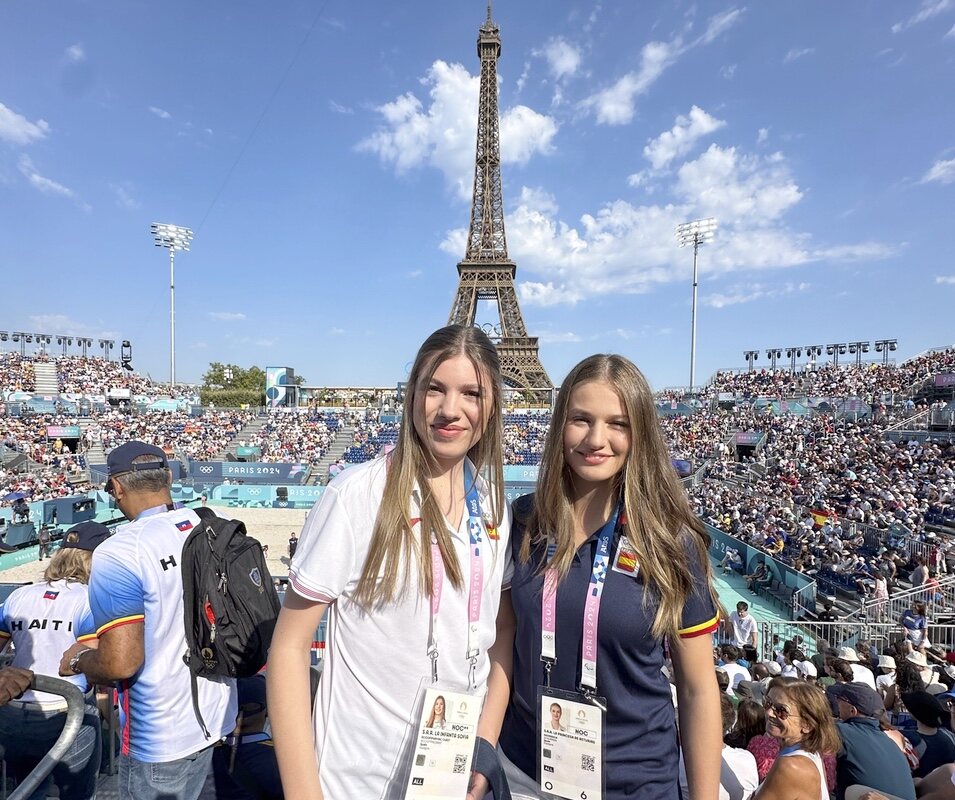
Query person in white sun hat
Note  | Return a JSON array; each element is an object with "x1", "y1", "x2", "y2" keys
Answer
[{"x1": 837, "y1": 647, "x2": 877, "y2": 690}]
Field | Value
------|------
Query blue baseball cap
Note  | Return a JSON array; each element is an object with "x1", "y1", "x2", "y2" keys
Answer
[
  {"x1": 60, "y1": 521, "x2": 111, "y2": 552},
  {"x1": 107, "y1": 441, "x2": 168, "y2": 477}
]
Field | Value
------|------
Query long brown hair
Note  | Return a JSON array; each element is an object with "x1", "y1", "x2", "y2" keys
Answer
[
  {"x1": 354, "y1": 325, "x2": 505, "y2": 607},
  {"x1": 767, "y1": 678, "x2": 840, "y2": 755},
  {"x1": 520, "y1": 354, "x2": 720, "y2": 639}
]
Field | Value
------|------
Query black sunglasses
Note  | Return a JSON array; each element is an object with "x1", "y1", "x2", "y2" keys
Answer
[{"x1": 763, "y1": 699, "x2": 798, "y2": 720}]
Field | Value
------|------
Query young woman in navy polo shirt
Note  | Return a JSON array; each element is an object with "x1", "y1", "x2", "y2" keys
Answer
[{"x1": 499, "y1": 354, "x2": 723, "y2": 799}]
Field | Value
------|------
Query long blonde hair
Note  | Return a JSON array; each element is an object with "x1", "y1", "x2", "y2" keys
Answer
[
  {"x1": 43, "y1": 547, "x2": 93, "y2": 584},
  {"x1": 520, "y1": 354, "x2": 721, "y2": 639},
  {"x1": 354, "y1": 325, "x2": 505, "y2": 607}
]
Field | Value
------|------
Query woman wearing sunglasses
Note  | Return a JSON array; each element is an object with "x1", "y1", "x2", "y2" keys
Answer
[{"x1": 756, "y1": 678, "x2": 840, "y2": 800}]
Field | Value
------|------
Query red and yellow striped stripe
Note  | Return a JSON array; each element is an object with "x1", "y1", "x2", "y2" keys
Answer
[{"x1": 678, "y1": 613, "x2": 720, "y2": 638}]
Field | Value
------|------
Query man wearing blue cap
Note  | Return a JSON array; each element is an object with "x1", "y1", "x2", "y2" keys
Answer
[
  {"x1": 58, "y1": 441, "x2": 237, "y2": 800},
  {"x1": 831, "y1": 682, "x2": 916, "y2": 800}
]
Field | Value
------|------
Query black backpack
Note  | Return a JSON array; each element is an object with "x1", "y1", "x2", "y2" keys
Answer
[{"x1": 180, "y1": 516, "x2": 281, "y2": 738}]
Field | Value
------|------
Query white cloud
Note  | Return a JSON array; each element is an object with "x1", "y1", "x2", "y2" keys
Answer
[
  {"x1": 65, "y1": 43, "x2": 85, "y2": 62},
  {"x1": 0, "y1": 103, "x2": 50, "y2": 145},
  {"x1": 329, "y1": 101, "x2": 354, "y2": 115},
  {"x1": 407, "y1": 269, "x2": 423, "y2": 278},
  {"x1": 947, "y1": 22, "x2": 955, "y2": 37},
  {"x1": 643, "y1": 106, "x2": 725, "y2": 170},
  {"x1": 892, "y1": 0, "x2": 954, "y2": 33},
  {"x1": 721, "y1": 64, "x2": 738, "y2": 79},
  {"x1": 27, "y1": 314, "x2": 116, "y2": 339},
  {"x1": 208, "y1": 311, "x2": 246, "y2": 321},
  {"x1": 148, "y1": 106, "x2": 171, "y2": 120},
  {"x1": 329, "y1": 327, "x2": 346, "y2": 336},
  {"x1": 937, "y1": 276, "x2": 955, "y2": 285},
  {"x1": 920, "y1": 158, "x2": 955, "y2": 184},
  {"x1": 537, "y1": 329, "x2": 582, "y2": 343},
  {"x1": 536, "y1": 37, "x2": 582, "y2": 80},
  {"x1": 757, "y1": 127, "x2": 769, "y2": 144},
  {"x1": 109, "y1": 182, "x2": 140, "y2": 210},
  {"x1": 703, "y1": 281, "x2": 810, "y2": 308},
  {"x1": 437, "y1": 143, "x2": 892, "y2": 308},
  {"x1": 626, "y1": 170, "x2": 650, "y2": 188},
  {"x1": 17, "y1": 155, "x2": 86, "y2": 209},
  {"x1": 582, "y1": 8, "x2": 743, "y2": 125},
  {"x1": 783, "y1": 47, "x2": 815, "y2": 63},
  {"x1": 357, "y1": 60, "x2": 557, "y2": 199}
]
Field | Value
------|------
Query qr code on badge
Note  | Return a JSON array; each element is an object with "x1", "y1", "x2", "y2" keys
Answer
[
  {"x1": 453, "y1": 754, "x2": 468, "y2": 774},
  {"x1": 581, "y1": 754, "x2": 596, "y2": 772}
]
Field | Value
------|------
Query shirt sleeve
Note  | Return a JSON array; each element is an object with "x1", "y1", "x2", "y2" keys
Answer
[
  {"x1": 677, "y1": 533, "x2": 721, "y2": 638},
  {"x1": 288, "y1": 483, "x2": 361, "y2": 604},
  {"x1": 89, "y1": 546, "x2": 146, "y2": 636},
  {"x1": 75, "y1": 602, "x2": 97, "y2": 644},
  {"x1": 500, "y1": 499, "x2": 514, "y2": 590},
  {"x1": 0, "y1": 603, "x2": 9, "y2": 642}
]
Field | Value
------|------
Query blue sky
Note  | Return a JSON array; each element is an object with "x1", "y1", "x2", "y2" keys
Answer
[{"x1": 1, "y1": 0, "x2": 954, "y2": 391}]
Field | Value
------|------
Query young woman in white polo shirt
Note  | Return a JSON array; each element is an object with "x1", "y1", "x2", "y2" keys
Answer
[
  {"x1": 498, "y1": 354, "x2": 723, "y2": 800},
  {"x1": 268, "y1": 325, "x2": 513, "y2": 800}
]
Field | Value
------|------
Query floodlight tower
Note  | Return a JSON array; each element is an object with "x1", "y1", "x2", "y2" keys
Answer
[
  {"x1": 151, "y1": 222, "x2": 193, "y2": 387},
  {"x1": 805, "y1": 345, "x2": 823, "y2": 369},
  {"x1": 766, "y1": 348, "x2": 782, "y2": 370},
  {"x1": 56, "y1": 335, "x2": 73, "y2": 356},
  {"x1": 785, "y1": 346, "x2": 803, "y2": 373},
  {"x1": 847, "y1": 341, "x2": 870, "y2": 368},
  {"x1": 875, "y1": 338, "x2": 898, "y2": 366},
  {"x1": 744, "y1": 350, "x2": 759, "y2": 371},
  {"x1": 676, "y1": 217, "x2": 717, "y2": 394},
  {"x1": 826, "y1": 343, "x2": 847, "y2": 367}
]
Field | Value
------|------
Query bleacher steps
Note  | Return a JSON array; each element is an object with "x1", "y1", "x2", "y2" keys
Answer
[
  {"x1": 32, "y1": 361, "x2": 59, "y2": 395},
  {"x1": 215, "y1": 414, "x2": 267, "y2": 461},
  {"x1": 309, "y1": 423, "x2": 355, "y2": 486}
]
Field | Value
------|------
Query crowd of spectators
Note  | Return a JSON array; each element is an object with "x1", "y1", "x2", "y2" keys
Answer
[
  {"x1": 0, "y1": 353, "x2": 34, "y2": 392},
  {"x1": 246, "y1": 410, "x2": 343, "y2": 465},
  {"x1": 502, "y1": 412, "x2": 550, "y2": 465},
  {"x1": 94, "y1": 408, "x2": 255, "y2": 461},
  {"x1": 705, "y1": 347, "x2": 955, "y2": 403}
]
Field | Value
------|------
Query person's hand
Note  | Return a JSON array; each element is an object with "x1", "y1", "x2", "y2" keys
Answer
[
  {"x1": 466, "y1": 771, "x2": 489, "y2": 800},
  {"x1": 0, "y1": 667, "x2": 33, "y2": 704},
  {"x1": 59, "y1": 643, "x2": 90, "y2": 677}
]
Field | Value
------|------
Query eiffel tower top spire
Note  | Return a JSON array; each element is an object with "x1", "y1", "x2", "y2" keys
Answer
[{"x1": 464, "y1": 0, "x2": 507, "y2": 263}]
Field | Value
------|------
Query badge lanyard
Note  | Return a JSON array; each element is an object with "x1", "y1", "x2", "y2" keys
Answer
[
  {"x1": 541, "y1": 505, "x2": 619, "y2": 698},
  {"x1": 427, "y1": 463, "x2": 485, "y2": 690}
]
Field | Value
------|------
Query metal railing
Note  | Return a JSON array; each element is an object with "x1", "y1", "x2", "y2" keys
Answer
[
  {"x1": 851, "y1": 573, "x2": 955, "y2": 622},
  {"x1": 753, "y1": 620, "x2": 955, "y2": 663}
]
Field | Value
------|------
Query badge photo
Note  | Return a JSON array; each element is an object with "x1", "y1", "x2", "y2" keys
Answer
[{"x1": 611, "y1": 536, "x2": 639, "y2": 577}]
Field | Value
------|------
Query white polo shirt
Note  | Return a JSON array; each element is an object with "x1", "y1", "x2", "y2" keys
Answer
[{"x1": 289, "y1": 457, "x2": 512, "y2": 800}]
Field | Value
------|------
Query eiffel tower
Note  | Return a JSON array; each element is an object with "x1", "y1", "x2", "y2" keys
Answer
[{"x1": 447, "y1": 3, "x2": 552, "y2": 392}]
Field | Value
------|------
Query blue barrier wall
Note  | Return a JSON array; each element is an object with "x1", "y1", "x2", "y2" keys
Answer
[{"x1": 706, "y1": 524, "x2": 814, "y2": 598}]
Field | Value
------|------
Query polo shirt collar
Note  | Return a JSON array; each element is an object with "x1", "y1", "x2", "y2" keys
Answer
[{"x1": 411, "y1": 458, "x2": 489, "y2": 544}]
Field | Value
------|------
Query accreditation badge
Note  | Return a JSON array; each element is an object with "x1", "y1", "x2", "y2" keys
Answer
[
  {"x1": 404, "y1": 682, "x2": 482, "y2": 799},
  {"x1": 537, "y1": 687, "x2": 606, "y2": 800}
]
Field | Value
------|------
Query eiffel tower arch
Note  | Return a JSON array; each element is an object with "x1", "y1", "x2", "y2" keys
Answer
[{"x1": 446, "y1": 4, "x2": 552, "y2": 394}]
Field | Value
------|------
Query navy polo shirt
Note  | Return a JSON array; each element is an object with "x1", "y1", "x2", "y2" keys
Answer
[
  {"x1": 499, "y1": 494, "x2": 720, "y2": 799},
  {"x1": 835, "y1": 717, "x2": 916, "y2": 800}
]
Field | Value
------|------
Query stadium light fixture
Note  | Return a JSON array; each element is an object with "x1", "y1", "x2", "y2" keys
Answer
[
  {"x1": 765, "y1": 348, "x2": 782, "y2": 370},
  {"x1": 151, "y1": 222, "x2": 193, "y2": 387},
  {"x1": 676, "y1": 217, "x2": 717, "y2": 394},
  {"x1": 11, "y1": 332, "x2": 32, "y2": 357},
  {"x1": 805, "y1": 345, "x2": 823, "y2": 368},
  {"x1": 56, "y1": 335, "x2": 74, "y2": 356},
  {"x1": 826, "y1": 343, "x2": 847, "y2": 367},
  {"x1": 37, "y1": 334, "x2": 52, "y2": 354},
  {"x1": 0, "y1": 332, "x2": 7, "y2": 343},
  {"x1": 847, "y1": 340, "x2": 870, "y2": 367},
  {"x1": 785, "y1": 347, "x2": 803, "y2": 373},
  {"x1": 874, "y1": 338, "x2": 898, "y2": 366},
  {"x1": 77, "y1": 337, "x2": 93, "y2": 358},
  {"x1": 743, "y1": 350, "x2": 759, "y2": 371},
  {"x1": 99, "y1": 339, "x2": 115, "y2": 360}
]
